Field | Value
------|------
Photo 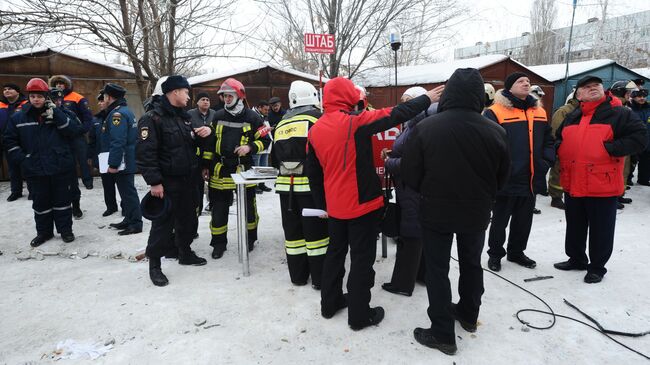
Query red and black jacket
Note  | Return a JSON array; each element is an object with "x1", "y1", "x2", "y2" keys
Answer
[
  {"x1": 556, "y1": 94, "x2": 647, "y2": 197},
  {"x1": 306, "y1": 77, "x2": 431, "y2": 220}
]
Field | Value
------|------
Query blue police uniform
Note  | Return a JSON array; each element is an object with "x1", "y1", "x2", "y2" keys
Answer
[
  {"x1": 96, "y1": 98, "x2": 142, "y2": 231},
  {"x1": 3, "y1": 103, "x2": 83, "y2": 237}
]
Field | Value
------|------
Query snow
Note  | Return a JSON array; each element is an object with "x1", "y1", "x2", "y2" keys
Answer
[
  {"x1": 0, "y1": 46, "x2": 138, "y2": 75},
  {"x1": 188, "y1": 63, "x2": 327, "y2": 85},
  {"x1": 528, "y1": 59, "x2": 615, "y2": 82},
  {"x1": 354, "y1": 55, "x2": 512, "y2": 87},
  {"x1": 633, "y1": 68, "x2": 650, "y2": 80},
  {"x1": 1, "y1": 176, "x2": 649, "y2": 364}
]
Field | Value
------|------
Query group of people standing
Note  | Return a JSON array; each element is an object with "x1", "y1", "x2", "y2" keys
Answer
[{"x1": 2, "y1": 66, "x2": 648, "y2": 357}]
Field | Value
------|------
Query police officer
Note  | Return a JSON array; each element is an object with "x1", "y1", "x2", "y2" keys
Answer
[
  {"x1": 202, "y1": 78, "x2": 271, "y2": 259},
  {"x1": 272, "y1": 80, "x2": 328, "y2": 289},
  {"x1": 88, "y1": 91, "x2": 120, "y2": 216},
  {"x1": 94, "y1": 83, "x2": 143, "y2": 235},
  {"x1": 3, "y1": 78, "x2": 83, "y2": 246},
  {"x1": 136, "y1": 75, "x2": 211, "y2": 287}
]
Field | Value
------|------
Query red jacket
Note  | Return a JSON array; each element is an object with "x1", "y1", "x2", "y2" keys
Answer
[
  {"x1": 557, "y1": 94, "x2": 647, "y2": 197},
  {"x1": 306, "y1": 77, "x2": 431, "y2": 219}
]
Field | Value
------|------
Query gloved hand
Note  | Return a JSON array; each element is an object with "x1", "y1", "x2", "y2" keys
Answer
[{"x1": 42, "y1": 100, "x2": 56, "y2": 120}]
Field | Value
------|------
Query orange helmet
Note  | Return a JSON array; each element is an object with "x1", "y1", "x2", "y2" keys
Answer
[
  {"x1": 26, "y1": 78, "x2": 50, "y2": 93},
  {"x1": 218, "y1": 78, "x2": 246, "y2": 99}
]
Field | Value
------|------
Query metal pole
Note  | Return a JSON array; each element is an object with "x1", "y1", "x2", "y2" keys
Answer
[
  {"x1": 563, "y1": 0, "x2": 578, "y2": 96},
  {"x1": 394, "y1": 49, "x2": 398, "y2": 103}
]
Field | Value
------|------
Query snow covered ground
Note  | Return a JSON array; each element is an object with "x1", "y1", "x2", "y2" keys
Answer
[{"x1": 0, "y1": 176, "x2": 649, "y2": 364}]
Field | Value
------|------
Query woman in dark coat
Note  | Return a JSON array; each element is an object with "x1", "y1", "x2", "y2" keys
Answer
[{"x1": 381, "y1": 87, "x2": 437, "y2": 296}]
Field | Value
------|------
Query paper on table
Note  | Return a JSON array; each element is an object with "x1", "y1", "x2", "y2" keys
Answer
[
  {"x1": 98, "y1": 152, "x2": 126, "y2": 174},
  {"x1": 302, "y1": 208, "x2": 327, "y2": 217}
]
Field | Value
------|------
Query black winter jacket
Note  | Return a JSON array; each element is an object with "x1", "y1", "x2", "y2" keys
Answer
[
  {"x1": 403, "y1": 68, "x2": 510, "y2": 233},
  {"x1": 136, "y1": 96, "x2": 202, "y2": 185}
]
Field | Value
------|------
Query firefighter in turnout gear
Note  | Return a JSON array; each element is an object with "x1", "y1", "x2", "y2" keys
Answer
[
  {"x1": 272, "y1": 81, "x2": 328, "y2": 289},
  {"x1": 202, "y1": 78, "x2": 271, "y2": 259}
]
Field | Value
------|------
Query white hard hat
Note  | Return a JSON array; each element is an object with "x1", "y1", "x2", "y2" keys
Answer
[
  {"x1": 484, "y1": 83, "x2": 495, "y2": 101},
  {"x1": 402, "y1": 86, "x2": 427, "y2": 100},
  {"x1": 152, "y1": 76, "x2": 169, "y2": 97},
  {"x1": 288, "y1": 80, "x2": 320, "y2": 108},
  {"x1": 530, "y1": 85, "x2": 545, "y2": 98}
]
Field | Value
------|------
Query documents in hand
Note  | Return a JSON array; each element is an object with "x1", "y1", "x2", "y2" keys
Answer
[
  {"x1": 302, "y1": 208, "x2": 327, "y2": 217},
  {"x1": 240, "y1": 166, "x2": 279, "y2": 180},
  {"x1": 98, "y1": 152, "x2": 125, "y2": 173}
]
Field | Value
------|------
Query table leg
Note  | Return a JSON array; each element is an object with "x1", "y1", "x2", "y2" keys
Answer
[{"x1": 238, "y1": 183, "x2": 250, "y2": 276}]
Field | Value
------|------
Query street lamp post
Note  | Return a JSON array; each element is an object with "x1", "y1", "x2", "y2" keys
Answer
[{"x1": 389, "y1": 30, "x2": 402, "y2": 103}]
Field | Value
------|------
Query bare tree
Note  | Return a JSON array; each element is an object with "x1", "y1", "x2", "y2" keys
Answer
[
  {"x1": 0, "y1": 0, "x2": 238, "y2": 99},
  {"x1": 257, "y1": 0, "x2": 467, "y2": 78},
  {"x1": 526, "y1": 0, "x2": 558, "y2": 65}
]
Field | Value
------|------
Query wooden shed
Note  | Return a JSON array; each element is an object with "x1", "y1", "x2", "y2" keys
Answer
[
  {"x1": 188, "y1": 63, "x2": 327, "y2": 108},
  {"x1": 530, "y1": 59, "x2": 650, "y2": 111},
  {"x1": 0, "y1": 47, "x2": 147, "y2": 181},
  {"x1": 355, "y1": 55, "x2": 555, "y2": 113}
]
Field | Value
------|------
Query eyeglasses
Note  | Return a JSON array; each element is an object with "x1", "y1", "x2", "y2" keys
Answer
[{"x1": 632, "y1": 89, "x2": 648, "y2": 98}]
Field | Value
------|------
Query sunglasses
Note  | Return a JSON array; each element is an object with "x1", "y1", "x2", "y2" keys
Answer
[{"x1": 632, "y1": 89, "x2": 648, "y2": 98}]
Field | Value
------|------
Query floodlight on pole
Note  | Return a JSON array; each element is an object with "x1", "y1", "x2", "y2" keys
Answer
[{"x1": 389, "y1": 30, "x2": 402, "y2": 103}]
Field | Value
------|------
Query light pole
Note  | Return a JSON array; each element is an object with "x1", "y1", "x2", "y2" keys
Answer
[
  {"x1": 563, "y1": 0, "x2": 578, "y2": 98},
  {"x1": 389, "y1": 30, "x2": 402, "y2": 104}
]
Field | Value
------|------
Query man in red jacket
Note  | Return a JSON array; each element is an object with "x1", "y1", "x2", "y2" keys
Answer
[
  {"x1": 306, "y1": 77, "x2": 442, "y2": 330},
  {"x1": 554, "y1": 75, "x2": 647, "y2": 283}
]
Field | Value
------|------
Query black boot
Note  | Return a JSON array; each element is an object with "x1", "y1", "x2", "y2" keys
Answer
[
  {"x1": 149, "y1": 258, "x2": 169, "y2": 287},
  {"x1": 413, "y1": 328, "x2": 457, "y2": 355},
  {"x1": 61, "y1": 232, "x2": 75, "y2": 243},
  {"x1": 550, "y1": 197, "x2": 565, "y2": 210},
  {"x1": 349, "y1": 306, "x2": 385, "y2": 331},
  {"x1": 72, "y1": 200, "x2": 83, "y2": 218},
  {"x1": 211, "y1": 246, "x2": 226, "y2": 259},
  {"x1": 30, "y1": 233, "x2": 54, "y2": 247},
  {"x1": 487, "y1": 257, "x2": 501, "y2": 271},
  {"x1": 179, "y1": 250, "x2": 207, "y2": 266},
  {"x1": 6, "y1": 192, "x2": 23, "y2": 202}
]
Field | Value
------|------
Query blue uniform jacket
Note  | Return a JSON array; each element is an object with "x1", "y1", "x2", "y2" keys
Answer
[
  {"x1": 3, "y1": 103, "x2": 83, "y2": 177},
  {"x1": 96, "y1": 99, "x2": 137, "y2": 174}
]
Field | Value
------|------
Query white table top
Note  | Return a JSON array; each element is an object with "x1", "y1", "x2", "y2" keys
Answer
[{"x1": 231, "y1": 173, "x2": 277, "y2": 184}]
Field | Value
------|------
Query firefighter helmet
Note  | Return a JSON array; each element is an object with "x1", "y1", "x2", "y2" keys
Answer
[
  {"x1": 25, "y1": 78, "x2": 50, "y2": 93},
  {"x1": 288, "y1": 80, "x2": 319, "y2": 108},
  {"x1": 218, "y1": 78, "x2": 246, "y2": 99}
]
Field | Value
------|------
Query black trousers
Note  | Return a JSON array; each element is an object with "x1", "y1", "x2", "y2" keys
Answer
[
  {"x1": 7, "y1": 157, "x2": 24, "y2": 195},
  {"x1": 388, "y1": 236, "x2": 423, "y2": 293},
  {"x1": 146, "y1": 175, "x2": 195, "y2": 259},
  {"x1": 487, "y1": 195, "x2": 535, "y2": 259},
  {"x1": 637, "y1": 150, "x2": 650, "y2": 183},
  {"x1": 114, "y1": 173, "x2": 142, "y2": 230},
  {"x1": 100, "y1": 173, "x2": 118, "y2": 211},
  {"x1": 422, "y1": 227, "x2": 485, "y2": 344},
  {"x1": 209, "y1": 187, "x2": 258, "y2": 248},
  {"x1": 279, "y1": 193, "x2": 329, "y2": 286},
  {"x1": 28, "y1": 173, "x2": 73, "y2": 235},
  {"x1": 191, "y1": 167, "x2": 204, "y2": 235},
  {"x1": 564, "y1": 194, "x2": 617, "y2": 276},
  {"x1": 321, "y1": 208, "x2": 381, "y2": 326}
]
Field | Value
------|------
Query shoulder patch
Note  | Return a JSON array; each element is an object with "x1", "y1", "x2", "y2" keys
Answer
[
  {"x1": 140, "y1": 127, "x2": 149, "y2": 140},
  {"x1": 112, "y1": 112, "x2": 122, "y2": 126}
]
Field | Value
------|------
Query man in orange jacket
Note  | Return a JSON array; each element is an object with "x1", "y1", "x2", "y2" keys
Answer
[{"x1": 554, "y1": 75, "x2": 646, "y2": 283}]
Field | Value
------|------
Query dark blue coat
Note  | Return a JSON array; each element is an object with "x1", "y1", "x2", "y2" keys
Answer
[
  {"x1": 384, "y1": 103, "x2": 437, "y2": 238},
  {"x1": 3, "y1": 103, "x2": 83, "y2": 177},
  {"x1": 96, "y1": 99, "x2": 137, "y2": 174},
  {"x1": 631, "y1": 101, "x2": 650, "y2": 151}
]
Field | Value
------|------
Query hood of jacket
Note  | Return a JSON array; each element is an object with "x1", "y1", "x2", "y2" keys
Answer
[
  {"x1": 493, "y1": 89, "x2": 540, "y2": 110},
  {"x1": 49, "y1": 75, "x2": 73, "y2": 91},
  {"x1": 322, "y1": 77, "x2": 358, "y2": 113},
  {"x1": 437, "y1": 68, "x2": 485, "y2": 113}
]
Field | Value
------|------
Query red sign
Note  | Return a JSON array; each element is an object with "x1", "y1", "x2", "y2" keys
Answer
[
  {"x1": 304, "y1": 33, "x2": 335, "y2": 54},
  {"x1": 372, "y1": 126, "x2": 402, "y2": 185}
]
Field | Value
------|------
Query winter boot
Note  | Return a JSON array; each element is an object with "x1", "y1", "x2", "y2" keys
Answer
[
  {"x1": 149, "y1": 257, "x2": 169, "y2": 287},
  {"x1": 30, "y1": 233, "x2": 54, "y2": 247},
  {"x1": 61, "y1": 232, "x2": 75, "y2": 243},
  {"x1": 72, "y1": 200, "x2": 83, "y2": 218},
  {"x1": 550, "y1": 197, "x2": 565, "y2": 210},
  {"x1": 179, "y1": 250, "x2": 207, "y2": 266}
]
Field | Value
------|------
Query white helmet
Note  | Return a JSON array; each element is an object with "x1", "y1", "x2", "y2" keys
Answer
[
  {"x1": 152, "y1": 76, "x2": 169, "y2": 97},
  {"x1": 484, "y1": 83, "x2": 495, "y2": 101},
  {"x1": 288, "y1": 80, "x2": 319, "y2": 108},
  {"x1": 530, "y1": 85, "x2": 545, "y2": 98},
  {"x1": 402, "y1": 86, "x2": 427, "y2": 101}
]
